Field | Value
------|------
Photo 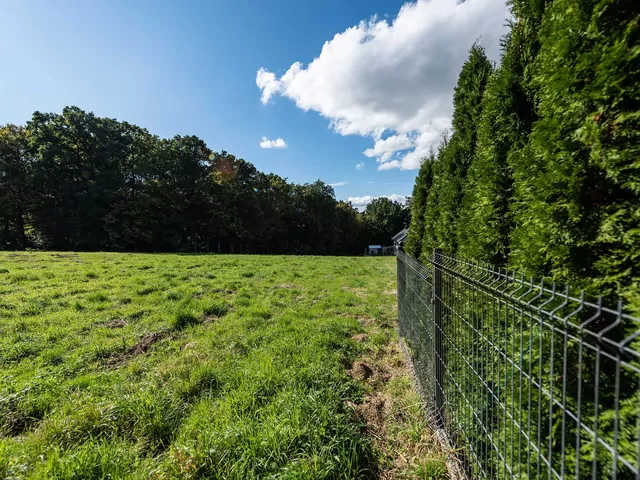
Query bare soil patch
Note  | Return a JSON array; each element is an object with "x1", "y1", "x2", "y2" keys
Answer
[
  {"x1": 348, "y1": 307, "x2": 450, "y2": 478},
  {"x1": 348, "y1": 359, "x2": 391, "y2": 385},
  {"x1": 106, "y1": 318, "x2": 128, "y2": 329},
  {"x1": 351, "y1": 333, "x2": 368, "y2": 343},
  {"x1": 349, "y1": 361, "x2": 374, "y2": 380},
  {"x1": 108, "y1": 330, "x2": 169, "y2": 366},
  {"x1": 356, "y1": 393, "x2": 391, "y2": 434},
  {"x1": 200, "y1": 315, "x2": 217, "y2": 324}
]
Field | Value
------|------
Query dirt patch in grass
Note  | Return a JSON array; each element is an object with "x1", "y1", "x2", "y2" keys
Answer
[
  {"x1": 342, "y1": 314, "x2": 377, "y2": 326},
  {"x1": 348, "y1": 360, "x2": 391, "y2": 385},
  {"x1": 108, "y1": 330, "x2": 169, "y2": 366},
  {"x1": 342, "y1": 286, "x2": 368, "y2": 299},
  {"x1": 7, "y1": 253, "x2": 32, "y2": 259},
  {"x1": 106, "y1": 318, "x2": 128, "y2": 328},
  {"x1": 128, "y1": 331, "x2": 168, "y2": 355},
  {"x1": 352, "y1": 333, "x2": 368, "y2": 343},
  {"x1": 349, "y1": 361, "x2": 373, "y2": 380},
  {"x1": 356, "y1": 393, "x2": 391, "y2": 434},
  {"x1": 49, "y1": 253, "x2": 84, "y2": 262},
  {"x1": 200, "y1": 315, "x2": 218, "y2": 324},
  {"x1": 349, "y1": 313, "x2": 450, "y2": 478}
]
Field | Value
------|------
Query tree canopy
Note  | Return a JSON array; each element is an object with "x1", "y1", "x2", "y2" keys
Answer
[
  {"x1": 363, "y1": 197, "x2": 410, "y2": 246},
  {"x1": 0, "y1": 107, "x2": 409, "y2": 255}
]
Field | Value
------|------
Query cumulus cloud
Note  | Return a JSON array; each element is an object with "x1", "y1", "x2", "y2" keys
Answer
[
  {"x1": 363, "y1": 134, "x2": 413, "y2": 163},
  {"x1": 329, "y1": 181, "x2": 347, "y2": 187},
  {"x1": 348, "y1": 194, "x2": 407, "y2": 207},
  {"x1": 378, "y1": 160, "x2": 402, "y2": 171},
  {"x1": 356, "y1": 162, "x2": 365, "y2": 170},
  {"x1": 257, "y1": 0, "x2": 509, "y2": 170},
  {"x1": 256, "y1": 69, "x2": 280, "y2": 105},
  {"x1": 259, "y1": 136, "x2": 287, "y2": 149}
]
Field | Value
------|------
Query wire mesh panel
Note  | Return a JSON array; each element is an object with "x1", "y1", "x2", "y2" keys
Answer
[
  {"x1": 397, "y1": 247, "x2": 437, "y2": 415},
  {"x1": 395, "y1": 248, "x2": 640, "y2": 479}
]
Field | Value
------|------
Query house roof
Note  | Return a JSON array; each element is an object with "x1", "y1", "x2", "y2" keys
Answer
[{"x1": 392, "y1": 228, "x2": 409, "y2": 244}]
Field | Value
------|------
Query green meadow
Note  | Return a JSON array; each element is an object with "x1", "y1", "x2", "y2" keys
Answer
[{"x1": 0, "y1": 253, "x2": 446, "y2": 479}]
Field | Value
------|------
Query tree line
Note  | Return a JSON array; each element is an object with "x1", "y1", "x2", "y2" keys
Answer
[
  {"x1": 405, "y1": 0, "x2": 639, "y2": 314},
  {"x1": 0, "y1": 107, "x2": 408, "y2": 255}
]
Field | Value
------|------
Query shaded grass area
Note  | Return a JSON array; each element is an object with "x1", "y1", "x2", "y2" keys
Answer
[{"x1": 0, "y1": 252, "x2": 445, "y2": 479}]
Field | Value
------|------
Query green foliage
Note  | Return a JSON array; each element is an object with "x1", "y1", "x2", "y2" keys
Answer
[
  {"x1": 508, "y1": 0, "x2": 640, "y2": 312},
  {"x1": 363, "y1": 197, "x2": 410, "y2": 247},
  {"x1": 0, "y1": 125, "x2": 30, "y2": 250},
  {"x1": 403, "y1": 1, "x2": 640, "y2": 475},
  {"x1": 336, "y1": 200, "x2": 366, "y2": 254},
  {"x1": 420, "y1": 141, "x2": 446, "y2": 261},
  {"x1": 203, "y1": 300, "x2": 229, "y2": 318},
  {"x1": 457, "y1": 5, "x2": 543, "y2": 264},
  {"x1": 413, "y1": 457, "x2": 448, "y2": 479},
  {"x1": 404, "y1": 151, "x2": 434, "y2": 258},
  {"x1": 1, "y1": 108, "x2": 406, "y2": 255},
  {"x1": 421, "y1": 45, "x2": 493, "y2": 256}
]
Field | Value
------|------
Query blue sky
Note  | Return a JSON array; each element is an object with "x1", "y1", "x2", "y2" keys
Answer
[{"x1": 0, "y1": 0, "x2": 508, "y2": 207}]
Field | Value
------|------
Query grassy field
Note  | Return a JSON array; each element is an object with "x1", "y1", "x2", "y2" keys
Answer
[{"x1": 0, "y1": 253, "x2": 446, "y2": 479}]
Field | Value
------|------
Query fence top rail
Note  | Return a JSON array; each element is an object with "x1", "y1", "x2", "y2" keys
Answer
[{"x1": 395, "y1": 248, "x2": 640, "y2": 358}]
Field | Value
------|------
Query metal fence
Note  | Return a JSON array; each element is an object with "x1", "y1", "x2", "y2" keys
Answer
[{"x1": 396, "y1": 248, "x2": 640, "y2": 479}]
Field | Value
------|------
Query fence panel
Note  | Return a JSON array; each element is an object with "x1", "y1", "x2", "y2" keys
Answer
[{"x1": 396, "y1": 248, "x2": 640, "y2": 479}]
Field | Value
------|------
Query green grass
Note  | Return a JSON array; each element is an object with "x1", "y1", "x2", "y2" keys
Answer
[{"x1": 0, "y1": 252, "x2": 441, "y2": 479}]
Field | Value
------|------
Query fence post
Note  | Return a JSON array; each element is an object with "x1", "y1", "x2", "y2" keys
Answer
[
  {"x1": 433, "y1": 248, "x2": 444, "y2": 426},
  {"x1": 396, "y1": 248, "x2": 404, "y2": 326}
]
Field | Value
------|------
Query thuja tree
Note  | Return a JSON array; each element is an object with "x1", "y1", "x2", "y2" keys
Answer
[
  {"x1": 509, "y1": 0, "x2": 640, "y2": 314},
  {"x1": 458, "y1": 0, "x2": 549, "y2": 265},
  {"x1": 424, "y1": 45, "x2": 493, "y2": 256},
  {"x1": 421, "y1": 136, "x2": 446, "y2": 261},
  {"x1": 404, "y1": 150, "x2": 435, "y2": 258},
  {"x1": 506, "y1": 1, "x2": 640, "y2": 477}
]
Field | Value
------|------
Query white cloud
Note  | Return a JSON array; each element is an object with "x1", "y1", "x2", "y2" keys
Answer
[
  {"x1": 256, "y1": 69, "x2": 280, "y2": 105},
  {"x1": 257, "y1": 0, "x2": 509, "y2": 170},
  {"x1": 348, "y1": 194, "x2": 407, "y2": 207},
  {"x1": 364, "y1": 134, "x2": 413, "y2": 162},
  {"x1": 377, "y1": 160, "x2": 402, "y2": 171},
  {"x1": 259, "y1": 136, "x2": 288, "y2": 149},
  {"x1": 356, "y1": 162, "x2": 365, "y2": 170},
  {"x1": 329, "y1": 181, "x2": 347, "y2": 187}
]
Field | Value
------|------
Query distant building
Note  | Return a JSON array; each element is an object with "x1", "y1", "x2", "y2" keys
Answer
[
  {"x1": 367, "y1": 244, "x2": 395, "y2": 256},
  {"x1": 392, "y1": 228, "x2": 408, "y2": 247},
  {"x1": 367, "y1": 245, "x2": 383, "y2": 255}
]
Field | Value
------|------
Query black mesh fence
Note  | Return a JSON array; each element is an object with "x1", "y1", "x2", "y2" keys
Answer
[{"x1": 396, "y1": 248, "x2": 640, "y2": 479}]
